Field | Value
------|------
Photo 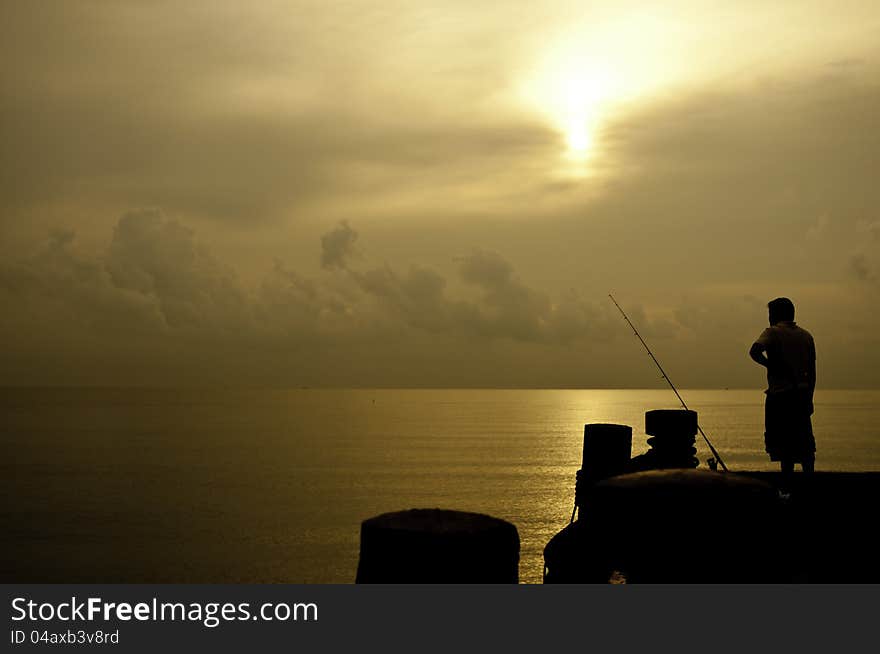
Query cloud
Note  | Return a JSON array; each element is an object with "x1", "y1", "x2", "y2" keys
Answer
[
  {"x1": 843, "y1": 220, "x2": 880, "y2": 285},
  {"x1": 320, "y1": 221, "x2": 359, "y2": 270},
  {"x1": 3, "y1": 3, "x2": 880, "y2": 387},
  {"x1": 857, "y1": 220, "x2": 880, "y2": 241},
  {"x1": 805, "y1": 215, "x2": 830, "y2": 242},
  {"x1": 342, "y1": 246, "x2": 632, "y2": 345},
  {"x1": 0, "y1": 211, "x2": 670, "y2": 385},
  {"x1": 0, "y1": 225, "x2": 168, "y2": 345},
  {"x1": 850, "y1": 254, "x2": 871, "y2": 281},
  {"x1": 105, "y1": 209, "x2": 252, "y2": 330},
  {"x1": 456, "y1": 249, "x2": 549, "y2": 340},
  {"x1": 3, "y1": 210, "x2": 879, "y2": 387},
  {"x1": 0, "y1": 2, "x2": 557, "y2": 224}
]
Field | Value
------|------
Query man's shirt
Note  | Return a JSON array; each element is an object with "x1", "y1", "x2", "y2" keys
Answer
[{"x1": 754, "y1": 321, "x2": 816, "y2": 394}]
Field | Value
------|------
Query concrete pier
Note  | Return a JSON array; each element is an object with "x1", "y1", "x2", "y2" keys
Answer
[{"x1": 545, "y1": 470, "x2": 880, "y2": 583}]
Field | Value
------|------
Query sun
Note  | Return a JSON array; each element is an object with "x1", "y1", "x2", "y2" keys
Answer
[
  {"x1": 566, "y1": 123, "x2": 591, "y2": 154},
  {"x1": 520, "y1": 59, "x2": 618, "y2": 164},
  {"x1": 556, "y1": 74, "x2": 613, "y2": 157},
  {"x1": 517, "y1": 16, "x2": 680, "y2": 168}
]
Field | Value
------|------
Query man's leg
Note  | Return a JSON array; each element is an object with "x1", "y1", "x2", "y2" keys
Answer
[
  {"x1": 777, "y1": 459, "x2": 794, "y2": 498},
  {"x1": 802, "y1": 456, "x2": 814, "y2": 473}
]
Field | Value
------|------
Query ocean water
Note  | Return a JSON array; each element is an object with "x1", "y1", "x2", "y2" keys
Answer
[{"x1": 3, "y1": 388, "x2": 879, "y2": 584}]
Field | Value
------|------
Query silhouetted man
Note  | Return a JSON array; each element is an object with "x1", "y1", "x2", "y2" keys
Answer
[{"x1": 749, "y1": 298, "x2": 816, "y2": 474}]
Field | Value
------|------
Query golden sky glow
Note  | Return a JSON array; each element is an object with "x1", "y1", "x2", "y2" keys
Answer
[
  {"x1": 519, "y1": 12, "x2": 677, "y2": 164},
  {"x1": 2, "y1": 1, "x2": 880, "y2": 387}
]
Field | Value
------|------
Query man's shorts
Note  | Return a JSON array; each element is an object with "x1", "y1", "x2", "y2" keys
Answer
[{"x1": 764, "y1": 389, "x2": 815, "y2": 463}]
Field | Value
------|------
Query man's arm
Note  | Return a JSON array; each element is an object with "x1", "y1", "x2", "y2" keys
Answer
[
  {"x1": 749, "y1": 342, "x2": 769, "y2": 367},
  {"x1": 807, "y1": 338, "x2": 816, "y2": 415},
  {"x1": 808, "y1": 339, "x2": 817, "y2": 393}
]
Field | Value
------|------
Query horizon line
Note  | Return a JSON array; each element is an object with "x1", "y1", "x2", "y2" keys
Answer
[{"x1": 2, "y1": 385, "x2": 878, "y2": 392}]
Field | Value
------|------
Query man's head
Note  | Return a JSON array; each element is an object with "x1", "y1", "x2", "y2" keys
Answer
[{"x1": 768, "y1": 297, "x2": 795, "y2": 325}]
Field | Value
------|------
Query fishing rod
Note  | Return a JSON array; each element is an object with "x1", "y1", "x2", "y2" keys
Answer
[{"x1": 608, "y1": 294, "x2": 729, "y2": 472}]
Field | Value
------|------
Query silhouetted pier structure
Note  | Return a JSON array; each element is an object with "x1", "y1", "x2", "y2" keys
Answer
[
  {"x1": 545, "y1": 468, "x2": 880, "y2": 583},
  {"x1": 546, "y1": 409, "x2": 880, "y2": 583},
  {"x1": 358, "y1": 409, "x2": 880, "y2": 583}
]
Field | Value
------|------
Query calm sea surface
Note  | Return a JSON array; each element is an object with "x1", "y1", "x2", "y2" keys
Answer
[{"x1": 3, "y1": 388, "x2": 879, "y2": 584}]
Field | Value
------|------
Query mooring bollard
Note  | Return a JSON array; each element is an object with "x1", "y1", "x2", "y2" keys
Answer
[
  {"x1": 573, "y1": 423, "x2": 633, "y2": 520},
  {"x1": 629, "y1": 409, "x2": 700, "y2": 471},
  {"x1": 355, "y1": 508, "x2": 520, "y2": 583},
  {"x1": 581, "y1": 423, "x2": 633, "y2": 479}
]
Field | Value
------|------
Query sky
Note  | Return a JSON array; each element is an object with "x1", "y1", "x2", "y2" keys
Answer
[{"x1": 1, "y1": 1, "x2": 879, "y2": 388}]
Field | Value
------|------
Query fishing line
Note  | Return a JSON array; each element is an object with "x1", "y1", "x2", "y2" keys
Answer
[{"x1": 608, "y1": 294, "x2": 729, "y2": 472}]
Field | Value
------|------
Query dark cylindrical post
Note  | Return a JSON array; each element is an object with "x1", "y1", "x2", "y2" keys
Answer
[
  {"x1": 356, "y1": 509, "x2": 520, "y2": 583},
  {"x1": 581, "y1": 423, "x2": 633, "y2": 479},
  {"x1": 574, "y1": 423, "x2": 633, "y2": 521}
]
